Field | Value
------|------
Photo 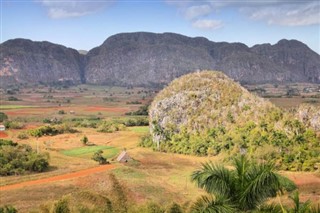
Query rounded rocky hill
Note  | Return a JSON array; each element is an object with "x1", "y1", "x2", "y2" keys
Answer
[
  {"x1": 147, "y1": 71, "x2": 319, "y2": 170},
  {"x1": 149, "y1": 71, "x2": 276, "y2": 141}
]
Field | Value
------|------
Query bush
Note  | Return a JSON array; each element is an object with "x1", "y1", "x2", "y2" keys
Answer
[
  {"x1": 139, "y1": 134, "x2": 154, "y2": 148},
  {"x1": 166, "y1": 203, "x2": 183, "y2": 213},
  {"x1": 17, "y1": 132, "x2": 29, "y2": 139},
  {"x1": 52, "y1": 198, "x2": 70, "y2": 213},
  {"x1": 0, "y1": 205, "x2": 17, "y2": 213},
  {"x1": 58, "y1": 110, "x2": 65, "y2": 115},
  {"x1": 4, "y1": 121, "x2": 24, "y2": 129},
  {"x1": 0, "y1": 143, "x2": 49, "y2": 176},
  {"x1": 0, "y1": 139, "x2": 17, "y2": 147},
  {"x1": 28, "y1": 124, "x2": 77, "y2": 137},
  {"x1": 7, "y1": 96, "x2": 20, "y2": 101},
  {"x1": 81, "y1": 135, "x2": 88, "y2": 145},
  {"x1": 125, "y1": 105, "x2": 149, "y2": 116},
  {"x1": 0, "y1": 112, "x2": 8, "y2": 122},
  {"x1": 92, "y1": 150, "x2": 108, "y2": 165},
  {"x1": 97, "y1": 121, "x2": 126, "y2": 133}
]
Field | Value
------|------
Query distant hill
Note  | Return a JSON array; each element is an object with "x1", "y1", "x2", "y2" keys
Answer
[
  {"x1": 1, "y1": 32, "x2": 319, "y2": 87},
  {"x1": 0, "y1": 39, "x2": 85, "y2": 86}
]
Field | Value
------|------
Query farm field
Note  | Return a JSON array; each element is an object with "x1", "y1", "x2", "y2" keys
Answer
[{"x1": 0, "y1": 83, "x2": 320, "y2": 212}]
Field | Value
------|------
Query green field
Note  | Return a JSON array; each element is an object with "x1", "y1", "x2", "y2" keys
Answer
[
  {"x1": 60, "y1": 146, "x2": 119, "y2": 159},
  {"x1": 0, "y1": 105, "x2": 37, "y2": 110},
  {"x1": 129, "y1": 126, "x2": 149, "y2": 133}
]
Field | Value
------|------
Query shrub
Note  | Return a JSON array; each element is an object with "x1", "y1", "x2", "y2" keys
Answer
[
  {"x1": 92, "y1": 150, "x2": 108, "y2": 165},
  {"x1": 28, "y1": 124, "x2": 77, "y2": 137},
  {"x1": 0, "y1": 139, "x2": 17, "y2": 147},
  {"x1": 0, "y1": 144, "x2": 49, "y2": 176},
  {"x1": 0, "y1": 205, "x2": 17, "y2": 213},
  {"x1": 0, "y1": 112, "x2": 8, "y2": 122},
  {"x1": 166, "y1": 202, "x2": 183, "y2": 213},
  {"x1": 58, "y1": 110, "x2": 65, "y2": 115},
  {"x1": 4, "y1": 121, "x2": 24, "y2": 129},
  {"x1": 7, "y1": 96, "x2": 20, "y2": 101},
  {"x1": 81, "y1": 135, "x2": 88, "y2": 145},
  {"x1": 125, "y1": 105, "x2": 149, "y2": 116},
  {"x1": 97, "y1": 121, "x2": 126, "y2": 133},
  {"x1": 139, "y1": 134, "x2": 154, "y2": 148},
  {"x1": 52, "y1": 198, "x2": 70, "y2": 213},
  {"x1": 17, "y1": 132, "x2": 29, "y2": 139}
]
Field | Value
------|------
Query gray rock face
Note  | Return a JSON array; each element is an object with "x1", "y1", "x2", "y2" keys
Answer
[
  {"x1": 148, "y1": 71, "x2": 277, "y2": 144},
  {"x1": 0, "y1": 39, "x2": 85, "y2": 85},
  {"x1": 296, "y1": 105, "x2": 320, "y2": 131},
  {"x1": 1, "y1": 32, "x2": 320, "y2": 87},
  {"x1": 85, "y1": 33, "x2": 320, "y2": 86}
]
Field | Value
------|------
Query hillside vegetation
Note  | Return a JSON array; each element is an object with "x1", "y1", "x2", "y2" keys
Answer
[{"x1": 147, "y1": 71, "x2": 320, "y2": 171}]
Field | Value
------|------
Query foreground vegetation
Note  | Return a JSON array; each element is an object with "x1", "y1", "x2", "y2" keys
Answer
[
  {"x1": 0, "y1": 82, "x2": 319, "y2": 212},
  {"x1": 0, "y1": 139, "x2": 49, "y2": 176}
]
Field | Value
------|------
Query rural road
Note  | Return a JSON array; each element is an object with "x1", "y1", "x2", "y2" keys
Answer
[{"x1": 0, "y1": 164, "x2": 115, "y2": 191}]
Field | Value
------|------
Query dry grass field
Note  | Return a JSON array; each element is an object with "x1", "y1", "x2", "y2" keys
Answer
[{"x1": 0, "y1": 84, "x2": 319, "y2": 212}]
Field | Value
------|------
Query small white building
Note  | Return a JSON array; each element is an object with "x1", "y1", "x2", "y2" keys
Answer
[{"x1": 0, "y1": 124, "x2": 5, "y2": 131}]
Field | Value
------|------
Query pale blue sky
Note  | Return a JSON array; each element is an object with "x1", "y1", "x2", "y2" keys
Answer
[{"x1": 1, "y1": 0, "x2": 320, "y2": 53}]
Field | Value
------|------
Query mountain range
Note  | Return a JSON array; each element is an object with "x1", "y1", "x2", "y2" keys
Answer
[{"x1": 1, "y1": 32, "x2": 319, "y2": 87}]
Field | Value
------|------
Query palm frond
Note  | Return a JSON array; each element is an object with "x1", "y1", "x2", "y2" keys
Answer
[
  {"x1": 310, "y1": 204, "x2": 320, "y2": 213},
  {"x1": 289, "y1": 191, "x2": 312, "y2": 213},
  {"x1": 276, "y1": 174, "x2": 297, "y2": 193},
  {"x1": 233, "y1": 155, "x2": 250, "y2": 188},
  {"x1": 191, "y1": 161, "x2": 233, "y2": 197},
  {"x1": 255, "y1": 203, "x2": 285, "y2": 213},
  {"x1": 238, "y1": 161, "x2": 282, "y2": 210},
  {"x1": 190, "y1": 195, "x2": 235, "y2": 213}
]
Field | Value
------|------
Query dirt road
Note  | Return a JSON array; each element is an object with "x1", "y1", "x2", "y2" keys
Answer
[{"x1": 0, "y1": 164, "x2": 115, "y2": 191}]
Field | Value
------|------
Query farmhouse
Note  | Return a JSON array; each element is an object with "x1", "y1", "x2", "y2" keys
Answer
[
  {"x1": 116, "y1": 151, "x2": 131, "y2": 163},
  {"x1": 0, "y1": 124, "x2": 5, "y2": 131}
]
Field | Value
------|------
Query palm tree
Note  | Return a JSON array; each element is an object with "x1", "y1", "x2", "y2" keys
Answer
[{"x1": 191, "y1": 155, "x2": 296, "y2": 212}]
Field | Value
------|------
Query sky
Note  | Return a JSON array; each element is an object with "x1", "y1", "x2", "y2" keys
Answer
[{"x1": 1, "y1": 0, "x2": 320, "y2": 54}]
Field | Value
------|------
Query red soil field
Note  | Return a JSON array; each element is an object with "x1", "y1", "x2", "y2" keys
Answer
[
  {"x1": 85, "y1": 106, "x2": 128, "y2": 113},
  {"x1": 0, "y1": 164, "x2": 115, "y2": 191},
  {"x1": 0, "y1": 131, "x2": 8, "y2": 138}
]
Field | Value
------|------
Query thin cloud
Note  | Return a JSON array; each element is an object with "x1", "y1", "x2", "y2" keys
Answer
[
  {"x1": 185, "y1": 4, "x2": 212, "y2": 20},
  {"x1": 39, "y1": 0, "x2": 114, "y2": 19},
  {"x1": 192, "y1": 19, "x2": 223, "y2": 30},
  {"x1": 167, "y1": 0, "x2": 320, "y2": 27},
  {"x1": 247, "y1": 1, "x2": 320, "y2": 26}
]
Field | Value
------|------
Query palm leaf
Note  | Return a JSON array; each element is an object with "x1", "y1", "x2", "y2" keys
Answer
[
  {"x1": 255, "y1": 203, "x2": 285, "y2": 213},
  {"x1": 289, "y1": 191, "x2": 311, "y2": 213},
  {"x1": 190, "y1": 195, "x2": 235, "y2": 213},
  {"x1": 276, "y1": 174, "x2": 297, "y2": 193},
  {"x1": 191, "y1": 161, "x2": 233, "y2": 197},
  {"x1": 238, "y1": 161, "x2": 282, "y2": 210}
]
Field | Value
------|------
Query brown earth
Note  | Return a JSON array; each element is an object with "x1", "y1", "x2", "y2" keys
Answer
[
  {"x1": 84, "y1": 106, "x2": 128, "y2": 113},
  {"x1": 0, "y1": 131, "x2": 8, "y2": 138},
  {"x1": 0, "y1": 164, "x2": 115, "y2": 191}
]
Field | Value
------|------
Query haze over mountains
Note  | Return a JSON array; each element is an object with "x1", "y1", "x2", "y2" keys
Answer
[{"x1": 1, "y1": 32, "x2": 319, "y2": 87}]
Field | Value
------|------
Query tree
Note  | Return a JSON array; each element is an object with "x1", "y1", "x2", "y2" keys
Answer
[
  {"x1": 81, "y1": 135, "x2": 88, "y2": 145},
  {"x1": 92, "y1": 150, "x2": 108, "y2": 165},
  {"x1": 191, "y1": 155, "x2": 296, "y2": 212},
  {"x1": 0, "y1": 112, "x2": 8, "y2": 122}
]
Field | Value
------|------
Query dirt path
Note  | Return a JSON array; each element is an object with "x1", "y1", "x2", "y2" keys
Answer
[{"x1": 0, "y1": 164, "x2": 115, "y2": 191}]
